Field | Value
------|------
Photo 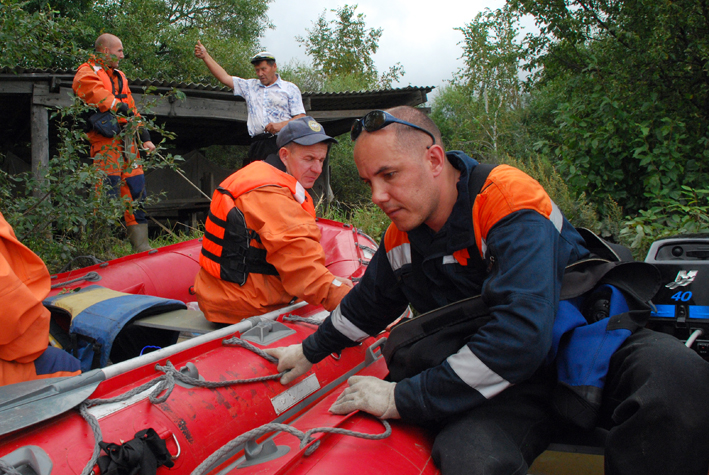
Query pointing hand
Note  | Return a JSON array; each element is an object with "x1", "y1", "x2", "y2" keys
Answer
[{"x1": 194, "y1": 40, "x2": 207, "y2": 59}]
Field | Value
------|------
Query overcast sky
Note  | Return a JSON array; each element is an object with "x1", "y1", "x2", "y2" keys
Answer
[{"x1": 261, "y1": 0, "x2": 506, "y2": 97}]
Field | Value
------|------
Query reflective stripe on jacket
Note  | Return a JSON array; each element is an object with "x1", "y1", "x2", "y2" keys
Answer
[
  {"x1": 303, "y1": 151, "x2": 589, "y2": 422},
  {"x1": 73, "y1": 60, "x2": 145, "y2": 177}
]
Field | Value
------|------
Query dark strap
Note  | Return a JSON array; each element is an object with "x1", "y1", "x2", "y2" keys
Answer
[
  {"x1": 217, "y1": 186, "x2": 233, "y2": 198},
  {"x1": 251, "y1": 132, "x2": 275, "y2": 142},
  {"x1": 245, "y1": 247, "x2": 279, "y2": 276},
  {"x1": 111, "y1": 69, "x2": 128, "y2": 100},
  {"x1": 467, "y1": 162, "x2": 497, "y2": 200}
]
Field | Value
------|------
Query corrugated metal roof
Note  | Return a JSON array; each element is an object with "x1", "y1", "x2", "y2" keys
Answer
[
  {"x1": 0, "y1": 67, "x2": 433, "y2": 149},
  {"x1": 0, "y1": 67, "x2": 433, "y2": 107}
]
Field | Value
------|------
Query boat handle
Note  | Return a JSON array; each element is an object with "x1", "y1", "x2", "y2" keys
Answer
[
  {"x1": 170, "y1": 433, "x2": 181, "y2": 460},
  {"x1": 365, "y1": 337, "x2": 387, "y2": 365}
]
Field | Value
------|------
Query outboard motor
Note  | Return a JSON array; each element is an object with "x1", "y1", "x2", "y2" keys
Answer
[{"x1": 645, "y1": 234, "x2": 709, "y2": 360}]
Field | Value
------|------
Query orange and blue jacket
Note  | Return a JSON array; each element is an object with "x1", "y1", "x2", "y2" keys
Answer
[
  {"x1": 195, "y1": 160, "x2": 351, "y2": 323},
  {"x1": 303, "y1": 151, "x2": 589, "y2": 422},
  {"x1": 0, "y1": 212, "x2": 81, "y2": 386}
]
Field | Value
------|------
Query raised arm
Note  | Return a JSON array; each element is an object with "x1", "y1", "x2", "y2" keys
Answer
[{"x1": 194, "y1": 40, "x2": 235, "y2": 89}]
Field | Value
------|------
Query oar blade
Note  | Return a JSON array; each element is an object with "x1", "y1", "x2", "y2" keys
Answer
[{"x1": 0, "y1": 369, "x2": 105, "y2": 436}]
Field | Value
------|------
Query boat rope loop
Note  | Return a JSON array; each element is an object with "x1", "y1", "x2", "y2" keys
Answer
[
  {"x1": 222, "y1": 337, "x2": 279, "y2": 363},
  {"x1": 0, "y1": 460, "x2": 23, "y2": 475},
  {"x1": 50, "y1": 271, "x2": 102, "y2": 289},
  {"x1": 191, "y1": 419, "x2": 392, "y2": 475},
  {"x1": 75, "y1": 337, "x2": 286, "y2": 475},
  {"x1": 283, "y1": 314, "x2": 323, "y2": 326}
]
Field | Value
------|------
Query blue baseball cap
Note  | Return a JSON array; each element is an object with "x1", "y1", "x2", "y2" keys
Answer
[{"x1": 276, "y1": 116, "x2": 338, "y2": 148}]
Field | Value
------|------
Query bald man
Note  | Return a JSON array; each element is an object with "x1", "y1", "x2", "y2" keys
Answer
[{"x1": 73, "y1": 33, "x2": 155, "y2": 252}]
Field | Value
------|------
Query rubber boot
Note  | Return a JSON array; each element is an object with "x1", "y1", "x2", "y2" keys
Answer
[{"x1": 127, "y1": 223, "x2": 152, "y2": 253}]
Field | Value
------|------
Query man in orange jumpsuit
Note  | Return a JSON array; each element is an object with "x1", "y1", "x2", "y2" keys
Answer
[
  {"x1": 0, "y1": 212, "x2": 81, "y2": 387},
  {"x1": 73, "y1": 33, "x2": 156, "y2": 252},
  {"x1": 195, "y1": 116, "x2": 353, "y2": 323}
]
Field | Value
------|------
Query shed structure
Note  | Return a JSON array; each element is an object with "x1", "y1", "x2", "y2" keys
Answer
[{"x1": 0, "y1": 68, "x2": 433, "y2": 223}]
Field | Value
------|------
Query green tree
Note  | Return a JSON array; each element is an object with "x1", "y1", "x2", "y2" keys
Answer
[
  {"x1": 296, "y1": 4, "x2": 404, "y2": 91},
  {"x1": 2, "y1": 0, "x2": 272, "y2": 82},
  {"x1": 432, "y1": 7, "x2": 529, "y2": 160},
  {"x1": 79, "y1": 0, "x2": 272, "y2": 83},
  {"x1": 510, "y1": 0, "x2": 709, "y2": 214},
  {"x1": 286, "y1": 4, "x2": 406, "y2": 212},
  {"x1": 0, "y1": 1, "x2": 88, "y2": 69},
  {"x1": 456, "y1": 7, "x2": 526, "y2": 153}
]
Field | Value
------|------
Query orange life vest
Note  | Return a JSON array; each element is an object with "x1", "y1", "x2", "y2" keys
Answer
[
  {"x1": 200, "y1": 161, "x2": 316, "y2": 285},
  {"x1": 89, "y1": 63, "x2": 130, "y2": 116}
]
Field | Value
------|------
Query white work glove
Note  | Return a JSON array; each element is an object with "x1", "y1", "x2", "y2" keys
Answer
[
  {"x1": 264, "y1": 344, "x2": 313, "y2": 385},
  {"x1": 329, "y1": 376, "x2": 400, "y2": 419}
]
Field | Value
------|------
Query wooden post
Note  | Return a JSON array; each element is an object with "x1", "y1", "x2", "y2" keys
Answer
[
  {"x1": 30, "y1": 95, "x2": 52, "y2": 240},
  {"x1": 30, "y1": 103, "x2": 49, "y2": 195}
]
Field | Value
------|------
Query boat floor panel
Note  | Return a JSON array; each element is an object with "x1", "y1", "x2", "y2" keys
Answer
[{"x1": 133, "y1": 309, "x2": 224, "y2": 334}]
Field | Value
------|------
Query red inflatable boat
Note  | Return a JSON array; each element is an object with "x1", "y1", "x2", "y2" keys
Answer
[
  {"x1": 47, "y1": 218, "x2": 376, "y2": 303},
  {"x1": 0, "y1": 218, "x2": 395, "y2": 475}
]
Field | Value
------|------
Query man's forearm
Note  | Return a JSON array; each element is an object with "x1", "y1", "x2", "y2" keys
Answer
[{"x1": 264, "y1": 114, "x2": 307, "y2": 134}]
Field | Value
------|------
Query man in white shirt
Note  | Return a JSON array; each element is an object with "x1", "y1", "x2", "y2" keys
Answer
[{"x1": 195, "y1": 42, "x2": 306, "y2": 165}]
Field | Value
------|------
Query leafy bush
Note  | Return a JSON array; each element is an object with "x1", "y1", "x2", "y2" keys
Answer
[
  {"x1": 0, "y1": 1, "x2": 87, "y2": 69},
  {"x1": 0, "y1": 92, "x2": 184, "y2": 273},
  {"x1": 619, "y1": 187, "x2": 709, "y2": 260},
  {"x1": 328, "y1": 135, "x2": 371, "y2": 208},
  {"x1": 322, "y1": 201, "x2": 389, "y2": 245},
  {"x1": 501, "y1": 154, "x2": 600, "y2": 230}
]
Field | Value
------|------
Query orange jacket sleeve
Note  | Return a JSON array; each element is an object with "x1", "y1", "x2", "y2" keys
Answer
[
  {"x1": 239, "y1": 186, "x2": 350, "y2": 311},
  {"x1": 0, "y1": 213, "x2": 51, "y2": 363}
]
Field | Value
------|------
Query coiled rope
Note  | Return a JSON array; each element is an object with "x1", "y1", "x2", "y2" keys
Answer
[
  {"x1": 73, "y1": 335, "x2": 287, "y2": 475},
  {"x1": 53, "y1": 329, "x2": 389, "y2": 475}
]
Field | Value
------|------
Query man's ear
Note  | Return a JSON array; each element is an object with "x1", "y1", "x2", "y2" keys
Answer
[
  {"x1": 279, "y1": 147, "x2": 289, "y2": 168},
  {"x1": 427, "y1": 144, "x2": 447, "y2": 178}
]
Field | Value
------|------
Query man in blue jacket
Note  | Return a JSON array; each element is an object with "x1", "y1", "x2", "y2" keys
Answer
[{"x1": 266, "y1": 106, "x2": 709, "y2": 475}]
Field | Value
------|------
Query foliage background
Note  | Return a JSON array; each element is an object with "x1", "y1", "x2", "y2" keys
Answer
[{"x1": 1, "y1": 0, "x2": 708, "y2": 268}]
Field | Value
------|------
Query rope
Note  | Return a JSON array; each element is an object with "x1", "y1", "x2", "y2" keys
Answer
[
  {"x1": 0, "y1": 460, "x2": 23, "y2": 475},
  {"x1": 356, "y1": 243, "x2": 378, "y2": 255},
  {"x1": 283, "y1": 315, "x2": 323, "y2": 326},
  {"x1": 74, "y1": 337, "x2": 285, "y2": 475},
  {"x1": 50, "y1": 271, "x2": 101, "y2": 289},
  {"x1": 191, "y1": 419, "x2": 392, "y2": 475},
  {"x1": 222, "y1": 337, "x2": 278, "y2": 364}
]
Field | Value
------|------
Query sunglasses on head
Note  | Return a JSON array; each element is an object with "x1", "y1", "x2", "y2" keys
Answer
[{"x1": 350, "y1": 110, "x2": 436, "y2": 145}]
